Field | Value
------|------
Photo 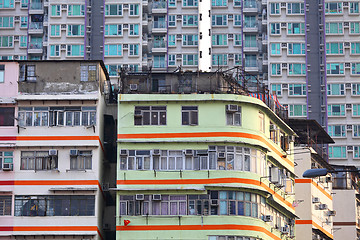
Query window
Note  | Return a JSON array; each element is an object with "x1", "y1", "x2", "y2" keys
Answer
[
  {"x1": 271, "y1": 64, "x2": 281, "y2": 76},
  {"x1": 0, "y1": 151, "x2": 13, "y2": 171},
  {"x1": 106, "y1": 64, "x2": 121, "y2": 76},
  {"x1": 153, "y1": 55, "x2": 166, "y2": 68},
  {"x1": 105, "y1": 4, "x2": 122, "y2": 16},
  {"x1": 168, "y1": 54, "x2": 176, "y2": 66},
  {"x1": 270, "y1": 3, "x2": 280, "y2": 14},
  {"x1": 129, "y1": 44, "x2": 139, "y2": 56},
  {"x1": 350, "y1": 2, "x2": 359, "y2": 13},
  {"x1": 80, "y1": 65, "x2": 97, "y2": 82},
  {"x1": 105, "y1": 24, "x2": 122, "y2": 36},
  {"x1": 234, "y1": 54, "x2": 242, "y2": 66},
  {"x1": 50, "y1": 25, "x2": 60, "y2": 37},
  {"x1": 234, "y1": 34, "x2": 241, "y2": 46},
  {"x1": 20, "y1": 151, "x2": 58, "y2": 170},
  {"x1": 183, "y1": 0, "x2": 198, "y2": 7},
  {"x1": 18, "y1": 106, "x2": 96, "y2": 127},
  {"x1": 270, "y1": 23, "x2": 280, "y2": 34},
  {"x1": 182, "y1": 106, "x2": 198, "y2": 125},
  {"x1": 234, "y1": 15, "x2": 241, "y2": 26},
  {"x1": 15, "y1": 195, "x2": 95, "y2": 216},
  {"x1": 289, "y1": 84, "x2": 306, "y2": 95},
  {"x1": 129, "y1": 24, "x2": 139, "y2": 36},
  {"x1": 350, "y1": 22, "x2": 360, "y2": 34},
  {"x1": 226, "y1": 106, "x2": 241, "y2": 125},
  {"x1": 258, "y1": 112, "x2": 265, "y2": 133},
  {"x1": 153, "y1": 16, "x2": 166, "y2": 28},
  {"x1": 352, "y1": 63, "x2": 360, "y2": 74},
  {"x1": 244, "y1": 16, "x2": 256, "y2": 28},
  {"x1": 21, "y1": 0, "x2": 27, "y2": 8},
  {"x1": 351, "y1": 42, "x2": 360, "y2": 54},
  {"x1": 352, "y1": 83, "x2": 360, "y2": 95},
  {"x1": 287, "y1": 3, "x2": 304, "y2": 14},
  {"x1": 168, "y1": 15, "x2": 176, "y2": 27},
  {"x1": 0, "y1": 65, "x2": 3, "y2": 83},
  {"x1": 288, "y1": 63, "x2": 306, "y2": 75},
  {"x1": 129, "y1": 4, "x2": 139, "y2": 16},
  {"x1": 209, "y1": 237, "x2": 260, "y2": 240},
  {"x1": 183, "y1": 15, "x2": 198, "y2": 26},
  {"x1": 234, "y1": 0, "x2": 241, "y2": 6},
  {"x1": 271, "y1": 84, "x2": 281, "y2": 96},
  {"x1": 288, "y1": 23, "x2": 305, "y2": 34},
  {"x1": 212, "y1": 0, "x2": 227, "y2": 6},
  {"x1": 326, "y1": 63, "x2": 344, "y2": 75},
  {"x1": 168, "y1": 35, "x2": 176, "y2": 46},
  {"x1": 244, "y1": 35, "x2": 257, "y2": 48},
  {"x1": 327, "y1": 84, "x2": 345, "y2": 95},
  {"x1": 212, "y1": 54, "x2": 228, "y2": 66},
  {"x1": 325, "y1": 22, "x2": 343, "y2": 34},
  {"x1": 326, "y1": 42, "x2": 343, "y2": 54},
  {"x1": 68, "y1": 4, "x2": 85, "y2": 16},
  {"x1": 169, "y1": 0, "x2": 176, "y2": 7},
  {"x1": 0, "y1": 196, "x2": 11, "y2": 215},
  {"x1": 183, "y1": 34, "x2": 198, "y2": 46},
  {"x1": 288, "y1": 43, "x2": 305, "y2": 55},
  {"x1": 0, "y1": 17, "x2": 13, "y2": 28},
  {"x1": 183, "y1": 54, "x2": 198, "y2": 66},
  {"x1": 66, "y1": 45, "x2": 84, "y2": 57},
  {"x1": 70, "y1": 150, "x2": 92, "y2": 170},
  {"x1": 20, "y1": 16, "x2": 27, "y2": 28},
  {"x1": 67, "y1": 24, "x2": 84, "y2": 36},
  {"x1": 354, "y1": 125, "x2": 360, "y2": 137},
  {"x1": 212, "y1": 34, "x2": 227, "y2": 46},
  {"x1": 212, "y1": 15, "x2": 228, "y2": 26},
  {"x1": 50, "y1": 45, "x2": 60, "y2": 57},
  {"x1": 289, "y1": 105, "x2": 307, "y2": 117},
  {"x1": 325, "y1": 2, "x2": 342, "y2": 14},
  {"x1": 19, "y1": 65, "x2": 36, "y2": 82},
  {"x1": 0, "y1": 36, "x2": 13, "y2": 48},
  {"x1": 329, "y1": 146, "x2": 346, "y2": 158},
  {"x1": 328, "y1": 125, "x2": 346, "y2": 137},
  {"x1": 51, "y1": 5, "x2": 61, "y2": 16},
  {"x1": 270, "y1": 43, "x2": 281, "y2": 55},
  {"x1": 245, "y1": 54, "x2": 257, "y2": 68},
  {"x1": 328, "y1": 104, "x2": 345, "y2": 116},
  {"x1": 355, "y1": 146, "x2": 360, "y2": 158},
  {"x1": 354, "y1": 104, "x2": 360, "y2": 116},
  {"x1": 134, "y1": 106, "x2": 166, "y2": 126},
  {"x1": 104, "y1": 44, "x2": 122, "y2": 56}
]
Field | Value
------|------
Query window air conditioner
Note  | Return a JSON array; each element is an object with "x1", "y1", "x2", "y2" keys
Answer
[
  {"x1": 318, "y1": 204, "x2": 327, "y2": 210},
  {"x1": 226, "y1": 104, "x2": 238, "y2": 112},
  {"x1": 130, "y1": 84, "x2": 138, "y2": 91},
  {"x1": 217, "y1": 152, "x2": 226, "y2": 158},
  {"x1": 134, "y1": 110, "x2": 142, "y2": 117},
  {"x1": 152, "y1": 194, "x2": 162, "y2": 201},
  {"x1": 152, "y1": 149, "x2": 161, "y2": 156},
  {"x1": 184, "y1": 149, "x2": 194, "y2": 156},
  {"x1": 328, "y1": 210, "x2": 336, "y2": 216},
  {"x1": 2, "y1": 163, "x2": 13, "y2": 171},
  {"x1": 70, "y1": 149, "x2": 79, "y2": 156},
  {"x1": 210, "y1": 199, "x2": 218, "y2": 206},
  {"x1": 49, "y1": 149, "x2": 58, "y2": 156},
  {"x1": 135, "y1": 194, "x2": 144, "y2": 201},
  {"x1": 264, "y1": 215, "x2": 273, "y2": 222},
  {"x1": 281, "y1": 227, "x2": 289, "y2": 234},
  {"x1": 312, "y1": 197, "x2": 320, "y2": 203},
  {"x1": 120, "y1": 149, "x2": 128, "y2": 156}
]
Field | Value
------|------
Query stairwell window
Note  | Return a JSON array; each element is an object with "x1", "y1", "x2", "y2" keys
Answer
[
  {"x1": 182, "y1": 106, "x2": 198, "y2": 125},
  {"x1": 70, "y1": 150, "x2": 92, "y2": 170}
]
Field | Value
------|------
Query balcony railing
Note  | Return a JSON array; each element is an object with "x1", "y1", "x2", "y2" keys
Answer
[
  {"x1": 152, "y1": 1, "x2": 166, "y2": 9},
  {"x1": 30, "y1": 2, "x2": 43, "y2": 10},
  {"x1": 153, "y1": 21, "x2": 166, "y2": 28},
  {"x1": 153, "y1": 40, "x2": 166, "y2": 48},
  {"x1": 29, "y1": 22, "x2": 43, "y2": 30},
  {"x1": 243, "y1": 0, "x2": 257, "y2": 8},
  {"x1": 29, "y1": 42, "x2": 43, "y2": 49}
]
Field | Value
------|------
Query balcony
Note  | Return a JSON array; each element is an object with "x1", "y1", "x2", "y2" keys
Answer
[
  {"x1": 243, "y1": 23, "x2": 258, "y2": 33},
  {"x1": 29, "y1": 2, "x2": 44, "y2": 14},
  {"x1": 28, "y1": 42, "x2": 43, "y2": 54},
  {"x1": 28, "y1": 22, "x2": 44, "y2": 34},
  {"x1": 152, "y1": 40, "x2": 166, "y2": 52},
  {"x1": 243, "y1": 0, "x2": 258, "y2": 13},
  {"x1": 152, "y1": 21, "x2": 167, "y2": 33},
  {"x1": 152, "y1": 1, "x2": 167, "y2": 13}
]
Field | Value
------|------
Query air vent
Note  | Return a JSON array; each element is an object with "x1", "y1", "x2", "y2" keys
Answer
[{"x1": 135, "y1": 194, "x2": 144, "y2": 201}]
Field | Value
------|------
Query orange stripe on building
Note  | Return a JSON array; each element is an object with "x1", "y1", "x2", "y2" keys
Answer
[
  {"x1": 117, "y1": 132, "x2": 293, "y2": 167},
  {"x1": 295, "y1": 179, "x2": 332, "y2": 200},
  {"x1": 296, "y1": 220, "x2": 333, "y2": 239},
  {"x1": 116, "y1": 224, "x2": 281, "y2": 240},
  {"x1": 13, "y1": 226, "x2": 98, "y2": 231},
  {"x1": 0, "y1": 180, "x2": 98, "y2": 186},
  {"x1": 117, "y1": 177, "x2": 295, "y2": 210},
  {"x1": 16, "y1": 136, "x2": 100, "y2": 141}
]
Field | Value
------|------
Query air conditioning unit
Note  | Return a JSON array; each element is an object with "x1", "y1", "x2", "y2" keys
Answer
[
  {"x1": 228, "y1": 34, "x2": 233, "y2": 39},
  {"x1": 344, "y1": 22, "x2": 349, "y2": 27},
  {"x1": 270, "y1": 124, "x2": 276, "y2": 131},
  {"x1": 102, "y1": 182, "x2": 110, "y2": 191},
  {"x1": 184, "y1": 149, "x2": 194, "y2": 156},
  {"x1": 281, "y1": 2, "x2": 286, "y2": 7},
  {"x1": 210, "y1": 199, "x2": 218, "y2": 206},
  {"x1": 130, "y1": 84, "x2": 138, "y2": 91},
  {"x1": 2, "y1": 163, "x2": 13, "y2": 171},
  {"x1": 347, "y1": 124, "x2": 353, "y2": 130},
  {"x1": 177, "y1": 15, "x2": 182, "y2": 19},
  {"x1": 134, "y1": 110, "x2": 142, "y2": 117},
  {"x1": 281, "y1": 23, "x2": 287, "y2": 28},
  {"x1": 152, "y1": 149, "x2": 161, "y2": 155},
  {"x1": 123, "y1": 24, "x2": 129, "y2": 29},
  {"x1": 347, "y1": 146, "x2": 353, "y2": 151},
  {"x1": 61, "y1": 44, "x2": 66, "y2": 49},
  {"x1": 226, "y1": 104, "x2": 238, "y2": 112},
  {"x1": 120, "y1": 149, "x2": 128, "y2": 156},
  {"x1": 345, "y1": 83, "x2": 352, "y2": 89},
  {"x1": 61, "y1": 4, "x2": 67, "y2": 9},
  {"x1": 70, "y1": 149, "x2": 79, "y2": 156},
  {"x1": 270, "y1": 167, "x2": 280, "y2": 184},
  {"x1": 135, "y1": 194, "x2": 144, "y2": 201},
  {"x1": 123, "y1": 44, "x2": 128, "y2": 49},
  {"x1": 49, "y1": 149, "x2": 58, "y2": 156},
  {"x1": 228, "y1": 54, "x2": 234, "y2": 59},
  {"x1": 103, "y1": 223, "x2": 110, "y2": 230},
  {"x1": 346, "y1": 104, "x2": 352, "y2": 109},
  {"x1": 328, "y1": 210, "x2": 336, "y2": 216},
  {"x1": 61, "y1": 24, "x2": 66, "y2": 29},
  {"x1": 123, "y1": 4, "x2": 129, "y2": 8},
  {"x1": 264, "y1": 215, "x2": 273, "y2": 222},
  {"x1": 318, "y1": 204, "x2": 328, "y2": 210},
  {"x1": 152, "y1": 194, "x2": 161, "y2": 201},
  {"x1": 218, "y1": 152, "x2": 226, "y2": 158},
  {"x1": 312, "y1": 197, "x2": 320, "y2": 203},
  {"x1": 281, "y1": 227, "x2": 289, "y2": 234},
  {"x1": 282, "y1": 63, "x2": 287, "y2": 68},
  {"x1": 176, "y1": 34, "x2": 182, "y2": 39}
]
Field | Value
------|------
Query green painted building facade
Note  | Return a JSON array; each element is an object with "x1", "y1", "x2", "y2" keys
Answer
[{"x1": 116, "y1": 93, "x2": 296, "y2": 240}]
